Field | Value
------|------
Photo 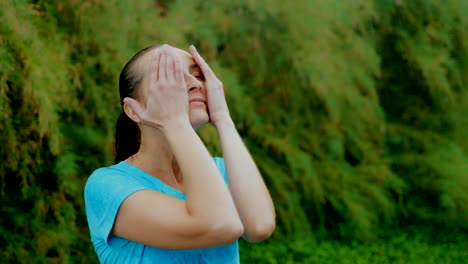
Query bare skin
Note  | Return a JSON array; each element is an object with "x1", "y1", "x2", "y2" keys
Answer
[
  {"x1": 112, "y1": 45, "x2": 275, "y2": 250},
  {"x1": 188, "y1": 45, "x2": 275, "y2": 242}
]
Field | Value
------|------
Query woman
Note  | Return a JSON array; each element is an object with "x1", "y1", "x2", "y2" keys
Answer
[{"x1": 84, "y1": 44, "x2": 275, "y2": 263}]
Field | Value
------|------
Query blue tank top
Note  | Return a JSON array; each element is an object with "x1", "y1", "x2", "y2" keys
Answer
[{"x1": 84, "y1": 158, "x2": 239, "y2": 264}]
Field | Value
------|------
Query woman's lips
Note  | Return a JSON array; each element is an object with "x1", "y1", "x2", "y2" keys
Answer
[{"x1": 189, "y1": 98, "x2": 206, "y2": 104}]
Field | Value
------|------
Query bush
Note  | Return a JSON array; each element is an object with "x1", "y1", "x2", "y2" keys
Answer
[{"x1": 0, "y1": 0, "x2": 467, "y2": 262}]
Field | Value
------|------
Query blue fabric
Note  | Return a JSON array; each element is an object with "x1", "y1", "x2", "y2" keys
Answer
[{"x1": 84, "y1": 157, "x2": 239, "y2": 264}]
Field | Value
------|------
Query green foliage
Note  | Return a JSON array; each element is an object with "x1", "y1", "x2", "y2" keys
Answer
[
  {"x1": 0, "y1": 0, "x2": 467, "y2": 262},
  {"x1": 240, "y1": 227, "x2": 468, "y2": 263}
]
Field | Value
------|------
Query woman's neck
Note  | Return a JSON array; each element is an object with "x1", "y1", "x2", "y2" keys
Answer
[{"x1": 126, "y1": 127, "x2": 183, "y2": 188}]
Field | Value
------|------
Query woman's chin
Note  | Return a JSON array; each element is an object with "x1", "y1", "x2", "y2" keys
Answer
[{"x1": 189, "y1": 111, "x2": 210, "y2": 130}]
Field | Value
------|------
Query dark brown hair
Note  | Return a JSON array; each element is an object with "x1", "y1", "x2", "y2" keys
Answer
[{"x1": 114, "y1": 45, "x2": 159, "y2": 164}]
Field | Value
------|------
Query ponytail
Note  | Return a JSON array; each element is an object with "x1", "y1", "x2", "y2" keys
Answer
[{"x1": 114, "y1": 111, "x2": 140, "y2": 164}]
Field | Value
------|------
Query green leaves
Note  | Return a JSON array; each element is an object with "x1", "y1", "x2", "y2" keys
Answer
[{"x1": 0, "y1": 0, "x2": 467, "y2": 262}]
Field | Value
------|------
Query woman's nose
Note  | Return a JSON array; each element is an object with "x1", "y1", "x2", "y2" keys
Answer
[
  {"x1": 189, "y1": 86, "x2": 201, "y2": 92},
  {"x1": 186, "y1": 75, "x2": 203, "y2": 92}
]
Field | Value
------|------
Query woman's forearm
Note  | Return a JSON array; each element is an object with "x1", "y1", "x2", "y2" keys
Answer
[
  {"x1": 162, "y1": 120, "x2": 242, "y2": 228},
  {"x1": 216, "y1": 119, "x2": 276, "y2": 242}
]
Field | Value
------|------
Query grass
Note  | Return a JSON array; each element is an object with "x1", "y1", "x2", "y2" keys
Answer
[{"x1": 239, "y1": 227, "x2": 468, "y2": 263}]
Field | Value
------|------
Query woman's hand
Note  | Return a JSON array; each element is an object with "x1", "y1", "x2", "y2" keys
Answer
[
  {"x1": 189, "y1": 45, "x2": 231, "y2": 127},
  {"x1": 124, "y1": 46, "x2": 190, "y2": 130}
]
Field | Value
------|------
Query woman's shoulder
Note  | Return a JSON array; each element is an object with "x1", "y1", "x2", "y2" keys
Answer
[
  {"x1": 84, "y1": 162, "x2": 142, "y2": 195},
  {"x1": 86, "y1": 161, "x2": 128, "y2": 182}
]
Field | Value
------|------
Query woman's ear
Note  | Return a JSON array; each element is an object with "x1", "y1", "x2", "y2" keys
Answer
[{"x1": 123, "y1": 98, "x2": 142, "y2": 123}]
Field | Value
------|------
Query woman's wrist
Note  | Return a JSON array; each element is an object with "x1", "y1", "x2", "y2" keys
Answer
[
  {"x1": 160, "y1": 117, "x2": 192, "y2": 134},
  {"x1": 213, "y1": 116, "x2": 235, "y2": 131}
]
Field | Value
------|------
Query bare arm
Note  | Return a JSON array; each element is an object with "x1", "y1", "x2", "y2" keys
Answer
[
  {"x1": 189, "y1": 46, "x2": 276, "y2": 242},
  {"x1": 217, "y1": 119, "x2": 276, "y2": 242},
  {"x1": 114, "y1": 121, "x2": 243, "y2": 249},
  {"x1": 113, "y1": 46, "x2": 243, "y2": 249}
]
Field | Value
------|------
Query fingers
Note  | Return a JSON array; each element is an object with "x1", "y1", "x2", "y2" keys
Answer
[
  {"x1": 158, "y1": 53, "x2": 167, "y2": 80},
  {"x1": 157, "y1": 46, "x2": 182, "y2": 82},
  {"x1": 149, "y1": 50, "x2": 160, "y2": 85},
  {"x1": 166, "y1": 54, "x2": 175, "y2": 81},
  {"x1": 173, "y1": 54, "x2": 183, "y2": 82},
  {"x1": 189, "y1": 45, "x2": 215, "y2": 79}
]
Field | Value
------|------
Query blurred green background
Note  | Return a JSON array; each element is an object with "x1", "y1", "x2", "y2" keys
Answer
[{"x1": 1, "y1": 0, "x2": 467, "y2": 263}]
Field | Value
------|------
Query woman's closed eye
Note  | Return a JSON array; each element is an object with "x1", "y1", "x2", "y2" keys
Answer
[{"x1": 194, "y1": 74, "x2": 205, "y2": 81}]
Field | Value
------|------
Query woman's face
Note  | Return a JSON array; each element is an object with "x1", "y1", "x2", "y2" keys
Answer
[{"x1": 136, "y1": 46, "x2": 209, "y2": 129}]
